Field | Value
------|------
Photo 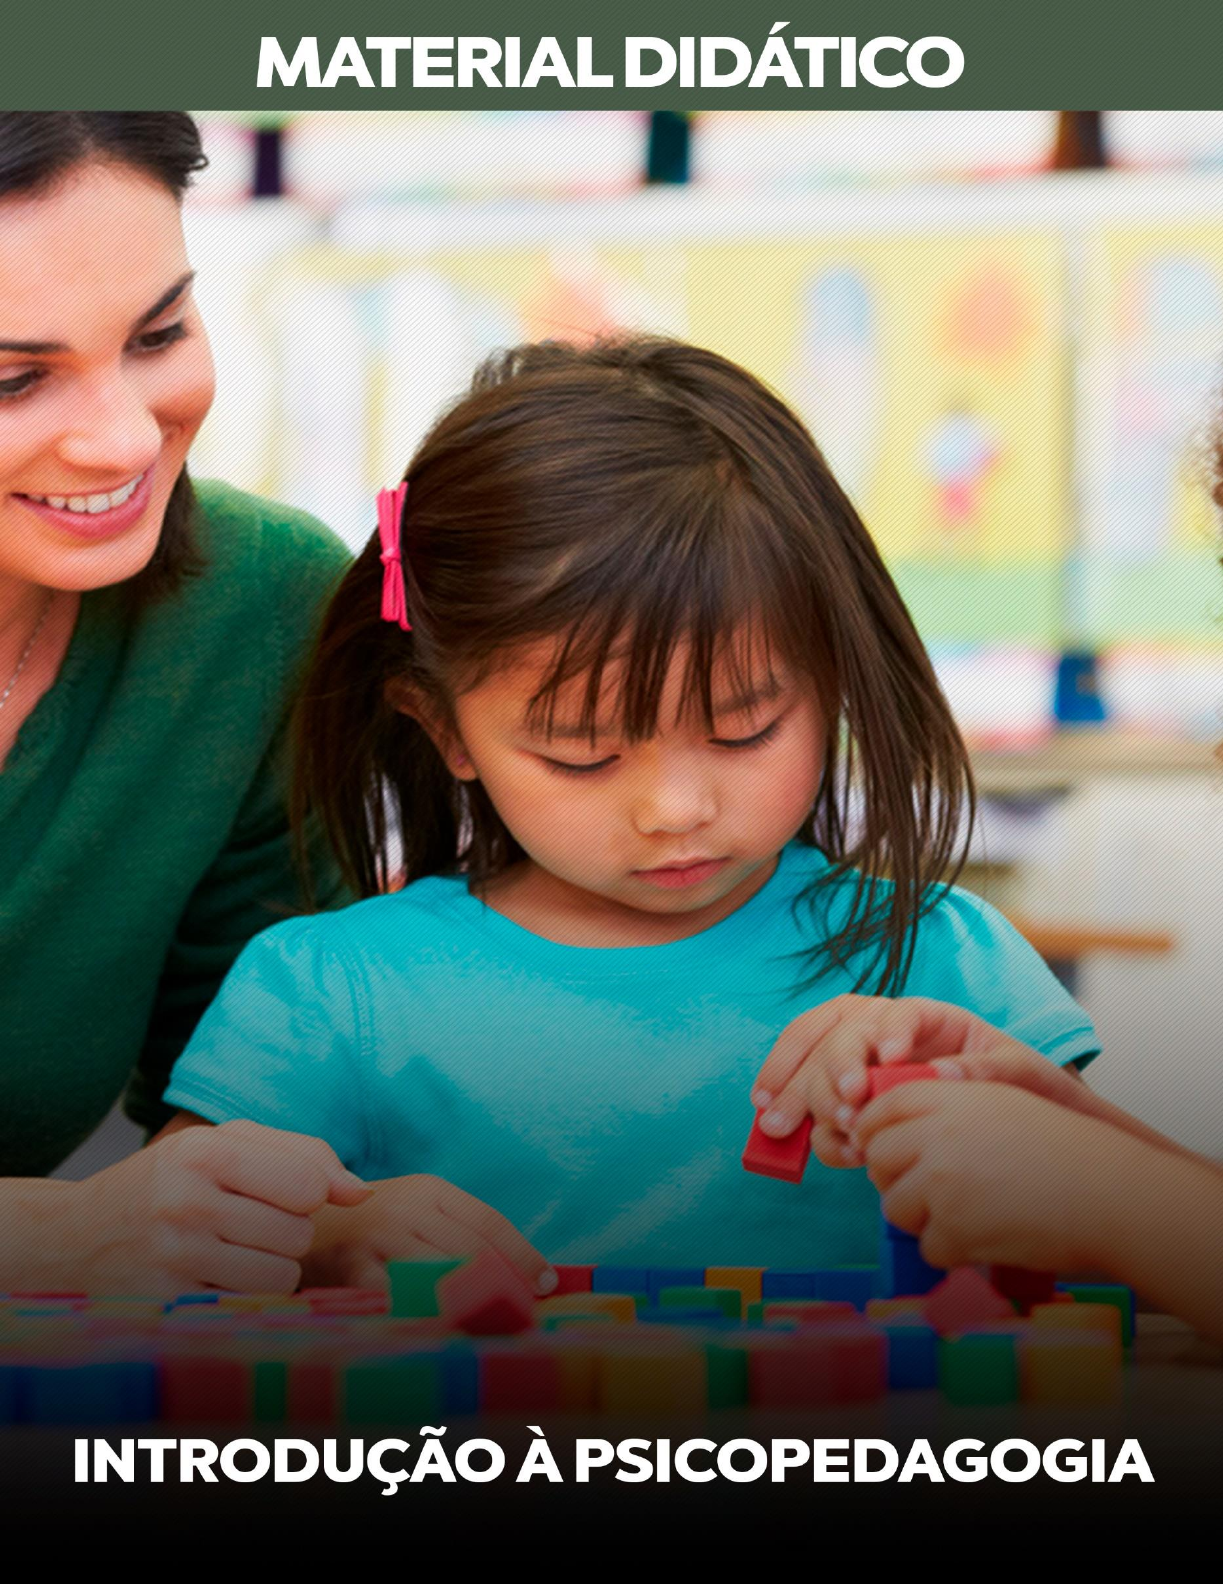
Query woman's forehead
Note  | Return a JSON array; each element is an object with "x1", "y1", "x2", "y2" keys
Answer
[{"x1": 0, "y1": 161, "x2": 188, "y2": 347}]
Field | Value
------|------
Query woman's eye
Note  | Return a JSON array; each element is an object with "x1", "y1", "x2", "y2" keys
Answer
[
  {"x1": 712, "y1": 719, "x2": 783, "y2": 750},
  {"x1": 0, "y1": 369, "x2": 44, "y2": 403},
  {"x1": 131, "y1": 321, "x2": 188, "y2": 355},
  {"x1": 542, "y1": 755, "x2": 619, "y2": 776}
]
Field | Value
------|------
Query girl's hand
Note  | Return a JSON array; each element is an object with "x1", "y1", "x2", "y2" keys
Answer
[
  {"x1": 76, "y1": 1119, "x2": 372, "y2": 1296},
  {"x1": 304, "y1": 1174, "x2": 557, "y2": 1296},
  {"x1": 852, "y1": 1079, "x2": 1131, "y2": 1272},
  {"x1": 751, "y1": 995, "x2": 1019, "y2": 1167}
]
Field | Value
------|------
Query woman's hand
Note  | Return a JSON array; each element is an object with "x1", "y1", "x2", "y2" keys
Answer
[
  {"x1": 58, "y1": 1119, "x2": 371, "y2": 1296},
  {"x1": 304, "y1": 1174, "x2": 556, "y2": 1295},
  {"x1": 750, "y1": 995, "x2": 1053, "y2": 1167},
  {"x1": 852, "y1": 1079, "x2": 1130, "y2": 1272}
]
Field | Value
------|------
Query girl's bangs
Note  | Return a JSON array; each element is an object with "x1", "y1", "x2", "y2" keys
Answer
[{"x1": 523, "y1": 486, "x2": 824, "y2": 744}]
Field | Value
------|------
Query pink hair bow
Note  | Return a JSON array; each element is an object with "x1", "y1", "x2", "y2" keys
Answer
[{"x1": 377, "y1": 482, "x2": 411, "y2": 631}]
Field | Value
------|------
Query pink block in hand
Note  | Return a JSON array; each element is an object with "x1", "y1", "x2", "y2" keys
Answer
[
  {"x1": 867, "y1": 1063, "x2": 940, "y2": 1100},
  {"x1": 922, "y1": 1268, "x2": 1015, "y2": 1336},
  {"x1": 742, "y1": 1111, "x2": 814, "y2": 1184},
  {"x1": 437, "y1": 1247, "x2": 535, "y2": 1336}
]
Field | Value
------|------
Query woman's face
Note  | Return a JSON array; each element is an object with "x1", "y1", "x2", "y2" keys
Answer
[{"x1": 0, "y1": 159, "x2": 215, "y2": 592}]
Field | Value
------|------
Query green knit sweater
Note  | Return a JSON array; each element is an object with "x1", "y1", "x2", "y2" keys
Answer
[{"x1": 0, "y1": 480, "x2": 354, "y2": 1176}]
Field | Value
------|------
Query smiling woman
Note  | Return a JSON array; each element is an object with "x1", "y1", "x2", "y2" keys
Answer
[{"x1": 0, "y1": 113, "x2": 371, "y2": 1296}]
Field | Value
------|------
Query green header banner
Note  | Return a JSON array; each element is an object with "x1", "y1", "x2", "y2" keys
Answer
[{"x1": 4, "y1": 0, "x2": 1221, "y2": 110}]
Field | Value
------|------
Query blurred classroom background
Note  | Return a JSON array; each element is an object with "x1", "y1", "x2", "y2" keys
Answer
[{"x1": 62, "y1": 109, "x2": 1223, "y2": 1175}]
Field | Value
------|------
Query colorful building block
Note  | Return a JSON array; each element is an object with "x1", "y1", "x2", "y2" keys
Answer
[
  {"x1": 1056, "y1": 1283, "x2": 1135, "y2": 1347},
  {"x1": 591, "y1": 1266, "x2": 651, "y2": 1294},
  {"x1": 1020, "y1": 1331, "x2": 1122, "y2": 1405},
  {"x1": 940, "y1": 1333, "x2": 1020, "y2": 1405},
  {"x1": 286, "y1": 1362, "x2": 337, "y2": 1423},
  {"x1": 388, "y1": 1259, "x2": 465, "y2": 1319},
  {"x1": 646, "y1": 1268, "x2": 705, "y2": 1302},
  {"x1": 1030, "y1": 1302, "x2": 1123, "y2": 1357},
  {"x1": 762, "y1": 1301, "x2": 858, "y2": 1326},
  {"x1": 159, "y1": 1356, "x2": 251, "y2": 1422},
  {"x1": 705, "y1": 1267, "x2": 763, "y2": 1308},
  {"x1": 437, "y1": 1250, "x2": 535, "y2": 1336},
  {"x1": 749, "y1": 1329, "x2": 886, "y2": 1407},
  {"x1": 598, "y1": 1347, "x2": 708, "y2": 1414},
  {"x1": 551, "y1": 1265, "x2": 595, "y2": 1295},
  {"x1": 344, "y1": 1358, "x2": 442, "y2": 1423},
  {"x1": 922, "y1": 1269, "x2": 1015, "y2": 1336},
  {"x1": 23, "y1": 1362, "x2": 158, "y2": 1425},
  {"x1": 884, "y1": 1322, "x2": 939, "y2": 1389},
  {"x1": 881, "y1": 1237, "x2": 943, "y2": 1297},
  {"x1": 810, "y1": 1268, "x2": 878, "y2": 1310},
  {"x1": 868, "y1": 1297, "x2": 927, "y2": 1323},
  {"x1": 538, "y1": 1293, "x2": 636, "y2": 1324},
  {"x1": 659, "y1": 1286, "x2": 742, "y2": 1320},
  {"x1": 742, "y1": 1111, "x2": 813, "y2": 1184},
  {"x1": 705, "y1": 1343, "x2": 749, "y2": 1409},
  {"x1": 761, "y1": 1270, "x2": 819, "y2": 1300},
  {"x1": 480, "y1": 1349, "x2": 562, "y2": 1413}
]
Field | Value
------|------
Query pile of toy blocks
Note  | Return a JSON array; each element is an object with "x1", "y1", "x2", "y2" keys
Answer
[{"x1": 0, "y1": 1261, "x2": 1133, "y2": 1425}]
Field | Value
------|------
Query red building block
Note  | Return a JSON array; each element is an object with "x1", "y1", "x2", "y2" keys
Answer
[
  {"x1": 867, "y1": 1064, "x2": 940, "y2": 1100},
  {"x1": 159, "y1": 1356, "x2": 251, "y2": 1423},
  {"x1": 551, "y1": 1265, "x2": 596, "y2": 1295},
  {"x1": 922, "y1": 1269, "x2": 1015, "y2": 1337},
  {"x1": 742, "y1": 1112, "x2": 813, "y2": 1184},
  {"x1": 749, "y1": 1329, "x2": 885, "y2": 1407},
  {"x1": 286, "y1": 1362, "x2": 338, "y2": 1423},
  {"x1": 438, "y1": 1248, "x2": 535, "y2": 1336},
  {"x1": 480, "y1": 1349, "x2": 563, "y2": 1413},
  {"x1": 990, "y1": 1265, "x2": 1056, "y2": 1315}
]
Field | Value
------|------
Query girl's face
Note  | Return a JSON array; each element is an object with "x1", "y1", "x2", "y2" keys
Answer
[
  {"x1": 439, "y1": 633, "x2": 826, "y2": 925},
  {"x1": 0, "y1": 159, "x2": 215, "y2": 593}
]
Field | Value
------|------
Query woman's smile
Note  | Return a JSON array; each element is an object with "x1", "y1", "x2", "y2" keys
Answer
[{"x1": 14, "y1": 463, "x2": 156, "y2": 540}]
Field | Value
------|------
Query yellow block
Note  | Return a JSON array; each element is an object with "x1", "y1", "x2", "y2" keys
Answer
[
  {"x1": 537, "y1": 1293, "x2": 636, "y2": 1324},
  {"x1": 554, "y1": 1348, "x2": 599, "y2": 1411},
  {"x1": 1031, "y1": 1303, "x2": 1122, "y2": 1356},
  {"x1": 705, "y1": 1267, "x2": 764, "y2": 1308},
  {"x1": 867, "y1": 1298, "x2": 926, "y2": 1322},
  {"x1": 1021, "y1": 1333, "x2": 1122, "y2": 1405},
  {"x1": 598, "y1": 1350, "x2": 708, "y2": 1414}
]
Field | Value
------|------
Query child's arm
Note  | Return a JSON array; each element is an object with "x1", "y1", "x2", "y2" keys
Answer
[{"x1": 854, "y1": 1080, "x2": 1223, "y2": 1346}]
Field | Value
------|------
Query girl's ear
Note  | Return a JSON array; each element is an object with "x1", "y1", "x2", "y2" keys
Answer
[{"x1": 384, "y1": 678, "x2": 478, "y2": 781}]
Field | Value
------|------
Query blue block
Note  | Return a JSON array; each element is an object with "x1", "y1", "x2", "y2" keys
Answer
[
  {"x1": 22, "y1": 1363, "x2": 158, "y2": 1425},
  {"x1": 171, "y1": 1293, "x2": 219, "y2": 1306},
  {"x1": 884, "y1": 1324, "x2": 939, "y2": 1390},
  {"x1": 883, "y1": 1218, "x2": 915, "y2": 1241},
  {"x1": 810, "y1": 1269, "x2": 878, "y2": 1310},
  {"x1": 761, "y1": 1270, "x2": 818, "y2": 1300},
  {"x1": 439, "y1": 1346, "x2": 479, "y2": 1415},
  {"x1": 592, "y1": 1267, "x2": 651, "y2": 1294},
  {"x1": 645, "y1": 1268, "x2": 705, "y2": 1302},
  {"x1": 0, "y1": 1367, "x2": 19, "y2": 1425},
  {"x1": 881, "y1": 1239, "x2": 943, "y2": 1298}
]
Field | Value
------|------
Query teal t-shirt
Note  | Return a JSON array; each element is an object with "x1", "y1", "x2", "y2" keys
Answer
[{"x1": 165, "y1": 841, "x2": 1100, "y2": 1268}]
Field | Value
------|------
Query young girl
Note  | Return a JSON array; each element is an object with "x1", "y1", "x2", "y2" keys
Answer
[{"x1": 162, "y1": 336, "x2": 1100, "y2": 1289}]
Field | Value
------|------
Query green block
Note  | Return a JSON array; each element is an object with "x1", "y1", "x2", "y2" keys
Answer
[
  {"x1": 542, "y1": 1313, "x2": 616, "y2": 1331},
  {"x1": 746, "y1": 1301, "x2": 765, "y2": 1326},
  {"x1": 940, "y1": 1334, "x2": 1019, "y2": 1405},
  {"x1": 1059, "y1": 1285, "x2": 1134, "y2": 1347},
  {"x1": 706, "y1": 1344, "x2": 748, "y2": 1409},
  {"x1": 387, "y1": 1259, "x2": 464, "y2": 1318},
  {"x1": 253, "y1": 1361, "x2": 287, "y2": 1423},
  {"x1": 661, "y1": 1286, "x2": 741, "y2": 1320},
  {"x1": 344, "y1": 1359, "x2": 442, "y2": 1423}
]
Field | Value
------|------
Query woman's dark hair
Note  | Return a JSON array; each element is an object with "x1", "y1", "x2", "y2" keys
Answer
[
  {"x1": 295, "y1": 334, "x2": 976, "y2": 995},
  {"x1": 0, "y1": 113, "x2": 208, "y2": 601}
]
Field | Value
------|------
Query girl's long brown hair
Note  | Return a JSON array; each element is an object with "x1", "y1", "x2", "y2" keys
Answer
[{"x1": 294, "y1": 335, "x2": 975, "y2": 995}]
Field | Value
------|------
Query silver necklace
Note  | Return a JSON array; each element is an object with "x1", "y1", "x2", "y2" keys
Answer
[{"x1": 0, "y1": 594, "x2": 52, "y2": 716}]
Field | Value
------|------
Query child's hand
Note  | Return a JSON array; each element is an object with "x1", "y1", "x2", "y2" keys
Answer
[
  {"x1": 305, "y1": 1174, "x2": 557, "y2": 1296},
  {"x1": 852, "y1": 1079, "x2": 1129, "y2": 1272},
  {"x1": 84, "y1": 1119, "x2": 371, "y2": 1296},
  {"x1": 751, "y1": 995, "x2": 1010, "y2": 1167}
]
